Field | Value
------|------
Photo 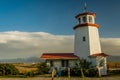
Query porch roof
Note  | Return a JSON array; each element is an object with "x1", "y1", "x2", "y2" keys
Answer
[
  {"x1": 40, "y1": 53, "x2": 79, "y2": 60},
  {"x1": 89, "y1": 53, "x2": 109, "y2": 58}
]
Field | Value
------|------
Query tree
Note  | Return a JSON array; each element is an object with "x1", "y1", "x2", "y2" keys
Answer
[{"x1": 74, "y1": 58, "x2": 97, "y2": 77}]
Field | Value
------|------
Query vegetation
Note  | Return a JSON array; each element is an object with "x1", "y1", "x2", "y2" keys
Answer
[
  {"x1": 0, "y1": 64, "x2": 19, "y2": 76},
  {"x1": 37, "y1": 62, "x2": 49, "y2": 75},
  {"x1": 0, "y1": 61, "x2": 120, "y2": 78},
  {"x1": 107, "y1": 62, "x2": 120, "y2": 68},
  {"x1": 24, "y1": 71, "x2": 35, "y2": 77},
  {"x1": 0, "y1": 63, "x2": 38, "y2": 77},
  {"x1": 14, "y1": 63, "x2": 38, "y2": 74},
  {"x1": 61, "y1": 59, "x2": 97, "y2": 77},
  {"x1": 73, "y1": 58, "x2": 97, "y2": 77}
]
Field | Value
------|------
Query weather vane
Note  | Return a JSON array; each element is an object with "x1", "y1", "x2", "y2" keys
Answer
[{"x1": 83, "y1": 2, "x2": 87, "y2": 12}]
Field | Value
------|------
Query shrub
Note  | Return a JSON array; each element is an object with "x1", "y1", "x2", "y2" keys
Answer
[
  {"x1": 72, "y1": 58, "x2": 97, "y2": 77},
  {"x1": 71, "y1": 67, "x2": 81, "y2": 76},
  {"x1": 0, "y1": 64, "x2": 19, "y2": 76},
  {"x1": 24, "y1": 71, "x2": 35, "y2": 77},
  {"x1": 61, "y1": 68, "x2": 68, "y2": 76},
  {"x1": 37, "y1": 62, "x2": 49, "y2": 74}
]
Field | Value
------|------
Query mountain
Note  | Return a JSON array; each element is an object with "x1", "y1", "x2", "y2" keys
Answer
[
  {"x1": 0, "y1": 57, "x2": 44, "y2": 63},
  {"x1": 0, "y1": 55, "x2": 119, "y2": 63},
  {"x1": 107, "y1": 55, "x2": 120, "y2": 62}
]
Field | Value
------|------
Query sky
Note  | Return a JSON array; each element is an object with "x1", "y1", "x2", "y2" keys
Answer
[{"x1": 0, "y1": 0, "x2": 119, "y2": 59}]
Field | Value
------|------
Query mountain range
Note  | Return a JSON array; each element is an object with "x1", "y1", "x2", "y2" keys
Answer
[
  {"x1": 0, "y1": 57, "x2": 43, "y2": 63},
  {"x1": 0, "y1": 55, "x2": 119, "y2": 63},
  {"x1": 107, "y1": 55, "x2": 120, "y2": 62}
]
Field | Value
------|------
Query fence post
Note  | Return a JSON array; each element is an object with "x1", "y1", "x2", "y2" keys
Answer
[
  {"x1": 96, "y1": 66, "x2": 101, "y2": 77},
  {"x1": 52, "y1": 68, "x2": 56, "y2": 80},
  {"x1": 80, "y1": 68, "x2": 84, "y2": 78},
  {"x1": 68, "y1": 67, "x2": 71, "y2": 80}
]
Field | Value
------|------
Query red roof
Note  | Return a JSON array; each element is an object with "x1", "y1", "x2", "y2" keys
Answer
[
  {"x1": 75, "y1": 12, "x2": 96, "y2": 18},
  {"x1": 40, "y1": 53, "x2": 79, "y2": 60},
  {"x1": 89, "y1": 53, "x2": 109, "y2": 58},
  {"x1": 73, "y1": 23, "x2": 99, "y2": 30}
]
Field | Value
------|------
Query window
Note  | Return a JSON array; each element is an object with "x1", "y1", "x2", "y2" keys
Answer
[
  {"x1": 50, "y1": 60, "x2": 53, "y2": 67},
  {"x1": 62, "y1": 60, "x2": 65, "y2": 67},
  {"x1": 83, "y1": 36, "x2": 86, "y2": 41},
  {"x1": 83, "y1": 16, "x2": 86, "y2": 23},
  {"x1": 66, "y1": 60, "x2": 69, "y2": 67},
  {"x1": 89, "y1": 16, "x2": 92, "y2": 23},
  {"x1": 61, "y1": 60, "x2": 69, "y2": 67},
  {"x1": 78, "y1": 18, "x2": 81, "y2": 23}
]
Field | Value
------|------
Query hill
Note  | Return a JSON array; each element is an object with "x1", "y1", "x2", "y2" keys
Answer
[
  {"x1": 0, "y1": 57, "x2": 43, "y2": 63},
  {"x1": 107, "y1": 55, "x2": 120, "y2": 62},
  {"x1": 0, "y1": 55, "x2": 119, "y2": 63}
]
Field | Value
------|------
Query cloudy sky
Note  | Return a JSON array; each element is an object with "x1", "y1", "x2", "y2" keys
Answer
[{"x1": 0, "y1": 0, "x2": 119, "y2": 59}]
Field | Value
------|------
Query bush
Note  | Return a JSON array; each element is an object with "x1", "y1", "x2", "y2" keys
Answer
[
  {"x1": 72, "y1": 58, "x2": 97, "y2": 77},
  {"x1": 61, "y1": 67, "x2": 81, "y2": 76},
  {"x1": 71, "y1": 67, "x2": 81, "y2": 76},
  {"x1": 37, "y1": 62, "x2": 49, "y2": 74},
  {"x1": 24, "y1": 71, "x2": 35, "y2": 77},
  {"x1": 83, "y1": 68, "x2": 98, "y2": 77},
  {"x1": 0, "y1": 64, "x2": 19, "y2": 76},
  {"x1": 61, "y1": 68, "x2": 68, "y2": 76}
]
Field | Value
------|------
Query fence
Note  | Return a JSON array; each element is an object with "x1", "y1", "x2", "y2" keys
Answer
[{"x1": 51, "y1": 67, "x2": 102, "y2": 80}]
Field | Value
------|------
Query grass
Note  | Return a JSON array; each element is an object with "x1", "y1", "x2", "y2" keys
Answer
[
  {"x1": 13, "y1": 63, "x2": 38, "y2": 74},
  {"x1": 107, "y1": 62, "x2": 120, "y2": 68},
  {"x1": 12, "y1": 62, "x2": 120, "y2": 74},
  {"x1": 0, "y1": 62, "x2": 120, "y2": 80},
  {"x1": 0, "y1": 73, "x2": 120, "y2": 80},
  {"x1": 0, "y1": 76, "x2": 120, "y2": 80},
  {"x1": 0, "y1": 75, "x2": 25, "y2": 78}
]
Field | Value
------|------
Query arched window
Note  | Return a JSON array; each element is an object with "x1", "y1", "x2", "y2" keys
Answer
[{"x1": 83, "y1": 36, "x2": 86, "y2": 41}]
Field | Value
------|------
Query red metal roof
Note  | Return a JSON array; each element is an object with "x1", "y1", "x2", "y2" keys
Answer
[
  {"x1": 73, "y1": 23, "x2": 99, "y2": 30},
  {"x1": 75, "y1": 12, "x2": 96, "y2": 18},
  {"x1": 89, "y1": 53, "x2": 109, "y2": 58},
  {"x1": 40, "y1": 53, "x2": 79, "y2": 60}
]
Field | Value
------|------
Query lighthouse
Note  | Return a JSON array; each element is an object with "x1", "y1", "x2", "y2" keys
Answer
[
  {"x1": 40, "y1": 3, "x2": 109, "y2": 76},
  {"x1": 74, "y1": 12, "x2": 101, "y2": 59},
  {"x1": 73, "y1": 9, "x2": 108, "y2": 75}
]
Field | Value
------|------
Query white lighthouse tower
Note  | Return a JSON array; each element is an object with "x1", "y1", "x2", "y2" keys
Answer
[
  {"x1": 74, "y1": 12, "x2": 101, "y2": 59},
  {"x1": 73, "y1": 7, "x2": 108, "y2": 75}
]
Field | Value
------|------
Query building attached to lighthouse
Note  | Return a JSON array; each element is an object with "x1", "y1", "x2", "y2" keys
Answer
[{"x1": 74, "y1": 12, "x2": 108, "y2": 75}]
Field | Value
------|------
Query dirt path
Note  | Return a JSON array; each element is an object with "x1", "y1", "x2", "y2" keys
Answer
[{"x1": 0, "y1": 77, "x2": 120, "y2": 80}]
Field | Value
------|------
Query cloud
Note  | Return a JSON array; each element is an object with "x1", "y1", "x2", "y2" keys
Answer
[
  {"x1": 0, "y1": 31, "x2": 74, "y2": 59},
  {"x1": 0, "y1": 31, "x2": 119, "y2": 59},
  {"x1": 100, "y1": 38, "x2": 120, "y2": 55}
]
